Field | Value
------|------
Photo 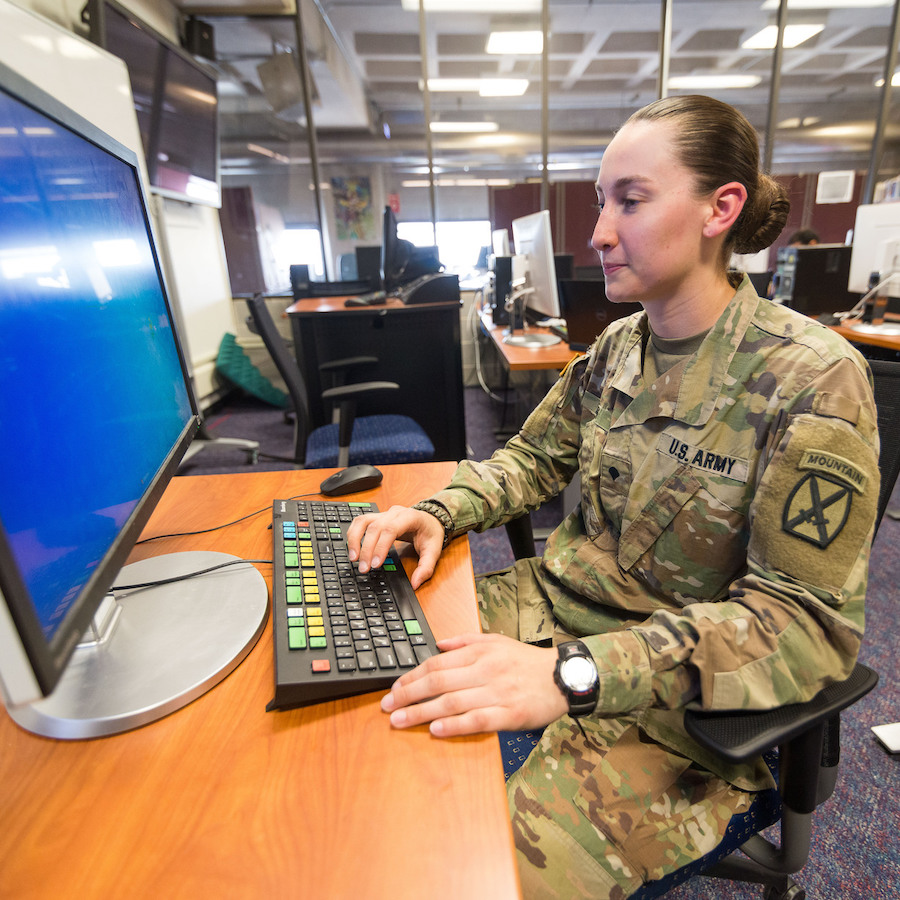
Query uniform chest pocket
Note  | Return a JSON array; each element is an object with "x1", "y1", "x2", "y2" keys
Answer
[
  {"x1": 618, "y1": 467, "x2": 702, "y2": 570},
  {"x1": 618, "y1": 466, "x2": 750, "y2": 602}
]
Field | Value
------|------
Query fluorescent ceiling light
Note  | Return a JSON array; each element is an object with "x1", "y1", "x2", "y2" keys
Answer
[
  {"x1": 479, "y1": 79, "x2": 529, "y2": 97},
  {"x1": 668, "y1": 74, "x2": 762, "y2": 89},
  {"x1": 762, "y1": 0, "x2": 889, "y2": 8},
  {"x1": 547, "y1": 161, "x2": 596, "y2": 171},
  {"x1": 423, "y1": 77, "x2": 529, "y2": 96},
  {"x1": 743, "y1": 24, "x2": 824, "y2": 49},
  {"x1": 778, "y1": 116, "x2": 821, "y2": 128},
  {"x1": 875, "y1": 72, "x2": 900, "y2": 87},
  {"x1": 402, "y1": 177, "x2": 514, "y2": 188},
  {"x1": 401, "y1": 0, "x2": 541, "y2": 9},
  {"x1": 425, "y1": 78, "x2": 482, "y2": 92},
  {"x1": 247, "y1": 143, "x2": 289, "y2": 163},
  {"x1": 430, "y1": 121, "x2": 500, "y2": 133},
  {"x1": 486, "y1": 31, "x2": 543, "y2": 55}
]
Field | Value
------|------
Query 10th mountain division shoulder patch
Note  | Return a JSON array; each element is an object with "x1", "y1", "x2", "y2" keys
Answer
[
  {"x1": 781, "y1": 449, "x2": 869, "y2": 549},
  {"x1": 783, "y1": 472, "x2": 853, "y2": 548}
]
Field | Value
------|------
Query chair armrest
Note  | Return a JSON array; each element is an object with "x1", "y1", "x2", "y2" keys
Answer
[
  {"x1": 318, "y1": 355, "x2": 379, "y2": 373},
  {"x1": 684, "y1": 663, "x2": 878, "y2": 764},
  {"x1": 321, "y1": 381, "x2": 399, "y2": 402},
  {"x1": 505, "y1": 513, "x2": 537, "y2": 560}
]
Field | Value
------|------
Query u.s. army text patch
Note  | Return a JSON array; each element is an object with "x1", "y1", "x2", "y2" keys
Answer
[{"x1": 659, "y1": 435, "x2": 749, "y2": 482}]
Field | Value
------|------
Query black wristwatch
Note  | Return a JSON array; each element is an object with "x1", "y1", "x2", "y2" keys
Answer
[{"x1": 553, "y1": 641, "x2": 600, "y2": 717}]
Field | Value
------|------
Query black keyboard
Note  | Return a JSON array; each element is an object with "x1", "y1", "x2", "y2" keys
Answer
[{"x1": 266, "y1": 498, "x2": 438, "y2": 710}]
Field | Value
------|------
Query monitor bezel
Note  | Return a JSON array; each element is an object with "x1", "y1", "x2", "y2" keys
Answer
[{"x1": 0, "y1": 60, "x2": 201, "y2": 704}]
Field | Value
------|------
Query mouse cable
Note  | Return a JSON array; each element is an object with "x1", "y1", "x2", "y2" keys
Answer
[
  {"x1": 135, "y1": 491, "x2": 321, "y2": 545},
  {"x1": 112, "y1": 558, "x2": 273, "y2": 592}
]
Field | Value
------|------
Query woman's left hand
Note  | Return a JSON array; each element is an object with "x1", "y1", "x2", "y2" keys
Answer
[{"x1": 381, "y1": 632, "x2": 568, "y2": 737}]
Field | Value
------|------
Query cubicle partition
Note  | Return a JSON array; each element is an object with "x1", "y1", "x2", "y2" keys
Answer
[{"x1": 287, "y1": 296, "x2": 467, "y2": 462}]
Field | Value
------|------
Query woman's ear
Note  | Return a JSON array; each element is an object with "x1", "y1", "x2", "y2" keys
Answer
[{"x1": 704, "y1": 182, "x2": 747, "y2": 239}]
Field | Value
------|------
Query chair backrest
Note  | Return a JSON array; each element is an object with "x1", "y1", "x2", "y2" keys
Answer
[
  {"x1": 867, "y1": 357, "x2": 900, "y2": 530},
  {"x1": 245, "y1": 295, "x2": 313, "y2": 464}
]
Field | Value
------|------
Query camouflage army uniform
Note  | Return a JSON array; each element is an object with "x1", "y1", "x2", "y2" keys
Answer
[{"x1": 414, "y1": 278, "x2": 880, "y2": 898}]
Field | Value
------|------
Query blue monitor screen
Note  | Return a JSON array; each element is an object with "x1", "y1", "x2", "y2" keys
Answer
[{"x1": 0, "y1": 84, "x2": 193, "y2": 641}]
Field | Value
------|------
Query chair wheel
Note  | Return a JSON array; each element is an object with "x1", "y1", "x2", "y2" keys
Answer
[{"x1": 764, "y1": 884, "x2": 806, "y2": 900}]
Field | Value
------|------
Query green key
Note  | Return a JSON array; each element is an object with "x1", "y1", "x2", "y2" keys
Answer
[
  {"x1": 283, "y1": 552, "x2": 299, "y2": 568},
  {"x1": 288, "y1": 626, "x2": 307, "y2": 649},
  {"x1": 286, "y1": 585, "x2": 303, "y2": 604},
  {"x1": 404, "y1": 620, "x2": 423, "y2": 636},
  {"x1": 309, "y1": 636, "x2": 328, "y2": 649}
]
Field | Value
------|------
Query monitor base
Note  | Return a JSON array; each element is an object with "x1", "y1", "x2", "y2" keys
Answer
[
  {"x1": 8, "y1": 551, "x2": 268, "y2": 740},
  {"x1": 502, "y1": 333, "x2": 562, "y2": 348}
]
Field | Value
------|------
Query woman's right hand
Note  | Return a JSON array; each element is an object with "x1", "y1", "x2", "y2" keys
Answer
[{"x1": 345, "y1": 505, "x2": 445, "y2": 589}]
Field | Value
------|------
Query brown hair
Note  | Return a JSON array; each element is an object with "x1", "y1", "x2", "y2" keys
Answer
[{"x1": 626, "y1": 95, "x2": 790, "y2": 260}]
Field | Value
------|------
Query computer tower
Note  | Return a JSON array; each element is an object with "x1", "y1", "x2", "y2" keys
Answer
[
  {"x1": 773, "y1": 244, "x2": 853, "y2": 317},
  {"x1": 290, "y1": 264, "x2": 310, "y2": 300},
  {"x1": 356, "y1": 245, "x2": 382, "y2": 284},
  {"x1": 491, "y1": 255, "x2": 513, "y2": 326},
  {"x1": 554, "y1": 254, "x2": 574, "y2": 282}
]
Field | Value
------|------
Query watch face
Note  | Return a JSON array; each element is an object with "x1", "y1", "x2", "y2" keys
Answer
[{"x1": 561, "y1": 655, "x2": 597, "y2": 693}]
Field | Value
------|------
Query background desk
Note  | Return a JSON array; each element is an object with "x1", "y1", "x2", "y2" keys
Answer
[
  {"x1": 0, "y1": 464, "x2": 521, "y2": 900},
  {"x1": 480, "y1": 311, "x2": 580, "y2": 436},
  {"x1": 481, "y1": 312, "x2": 581, "y2": 372},
  {"x1": 831, "y1": 320, "x2": 900, "y2": 359},
  {"x1": 287, "y1": 296, "x2": 467, "y2": 461}
]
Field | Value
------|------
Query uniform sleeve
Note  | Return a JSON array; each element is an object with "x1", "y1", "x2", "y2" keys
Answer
[
  {"x1": 422, "y1": 354, "x2": 589, "y2": 540},
  {"x1": 581, "y1": 356, "x2": 880, "y2": 715}
]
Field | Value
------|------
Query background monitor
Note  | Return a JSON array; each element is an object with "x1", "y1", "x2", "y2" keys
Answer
[
  {"x1": 0, "y1": 62, "x2": 265, "y2": 739},
  {"x1": 773, "y1": 244, "x2": 853, "y2": 316},
  {"x1": 380, "y1": 206, "x2": 441, "y2": 292},
  {"x1": 491, "y1": 228, "x2": 511, "y2": 257},
  {"x1": 558, "y1": 279, "x2": 641, "y2": 351},
  {"x1": 848, "y1": 203, "x2": 900, "y2": 300},
  {"x1": 511, "y1": 210, "x2": 562, "y2": 319},
  {"x1": 86, "y1": 0, "x2": 220, "y2": 207}
]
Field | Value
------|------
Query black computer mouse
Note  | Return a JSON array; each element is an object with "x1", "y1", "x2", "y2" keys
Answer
[{"x1": 319, "y1": 464, "x2": 384, "y2": 496}]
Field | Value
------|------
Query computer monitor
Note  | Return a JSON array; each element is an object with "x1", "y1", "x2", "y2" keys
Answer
[
  {"x1": 511, "y1": 210, "x2": 562, "y2": 320},
  {"x1": 86, "y1": 0, "x2": 220, "y2": 207},
  {"x1": 848, "y1": 203, "x2": 900, "y2": 300},
  {"x1": 773, "y1": 244, "x2": 853, "y2": 316},
  {"x1": 380, "y1": 206, "x2": 442, "y2": 292},
  {"x1": 0, "y1": 62, "x2": 266, "y2": 739},
  {"x1": 491, "y1": 228, "x2": 511, "y2": 256}
]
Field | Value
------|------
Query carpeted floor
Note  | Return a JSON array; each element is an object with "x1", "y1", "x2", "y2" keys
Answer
[{"x1": 182, "y1": 383, "x2": 899, "y2": 900}]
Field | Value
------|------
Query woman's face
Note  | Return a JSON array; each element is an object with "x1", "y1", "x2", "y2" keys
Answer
[{"x1": 591, "y1": 119, "x2": 721, "y2": 309}]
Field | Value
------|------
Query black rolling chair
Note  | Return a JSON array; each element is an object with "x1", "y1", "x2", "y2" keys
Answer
[
  {"x1": 244, "y1": 295, "x2": 434, "y2": 469},
  {"x1": 501, "y1": 357, "x2": 900, "y2": 899}
]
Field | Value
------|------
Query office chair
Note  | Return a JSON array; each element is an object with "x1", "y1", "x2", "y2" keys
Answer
[
  {"x1": 244, "y1": 294, "x2": 434, "y2": 468},
  {"x1": 500, "y1": 357, "x2": 900, "y2": 899}
]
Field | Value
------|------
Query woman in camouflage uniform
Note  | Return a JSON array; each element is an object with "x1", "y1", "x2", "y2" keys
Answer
[{"x1": 346, "y1": 95, "x2": 880, "y2": 899}]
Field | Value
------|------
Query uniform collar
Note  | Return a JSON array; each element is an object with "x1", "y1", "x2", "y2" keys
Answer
[{"x1": 609, "y1": 276, "x2": 761, "y2": 428}]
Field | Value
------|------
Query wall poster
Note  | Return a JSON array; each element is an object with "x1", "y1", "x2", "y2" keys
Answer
[{"x1": 331, "y1": 176, "x2": 376, "y2": 240}]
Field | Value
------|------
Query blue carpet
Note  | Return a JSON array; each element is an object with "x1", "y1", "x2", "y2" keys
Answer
[{"x1": 185, "y1": 385, "x2": 900, "y2": 899}]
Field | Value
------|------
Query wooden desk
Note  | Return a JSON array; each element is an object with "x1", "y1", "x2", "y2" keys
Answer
[
  {"x1": 481, "y1": 312, "x2": 580, "y2": 372},
  {"x1": 0, "y1": 465, "x2": 521, "y2": 900},
  {"x1": 286, "y1": 296, "x2": 467, "y2": 461},
  {"x1": 831, "y1": 320, "x2": 900, "y2": 356}
]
